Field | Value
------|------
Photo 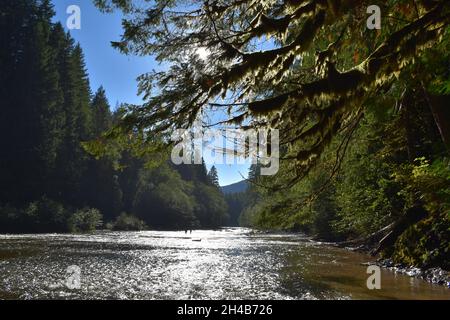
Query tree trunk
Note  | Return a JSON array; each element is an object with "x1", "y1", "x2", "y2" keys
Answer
[
  {"x1": 402, "y1": 89, "x2": 415, "y2": 161},
  {"x1": 371, "y1": 205, "x2": 428, "y2": 256},
  {"x1": 422, "y1": 88, "x2": 450, "y2": 154}
]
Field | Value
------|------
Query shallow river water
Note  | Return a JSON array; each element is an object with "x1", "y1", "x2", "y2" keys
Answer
[{"x1": 0, "y1": 228, "x2": 448, "y2": 300}]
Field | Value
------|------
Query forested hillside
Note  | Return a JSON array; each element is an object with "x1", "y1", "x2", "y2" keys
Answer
[
  {"x1": 222, "y1": 181, "x2": 248, "y2": 194},
  {"x1": 0, "y1": 0, "x2": 228, "y2": 233}
]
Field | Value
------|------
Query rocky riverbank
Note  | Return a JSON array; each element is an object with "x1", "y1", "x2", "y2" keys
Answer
[
  {"x1": 373, "y1": 259, "x2": 450, "y2": 288},
  {"x1": 264, "y1": 231, "x2": 450, "y2": 289},
  {"x1": 332, "y1": 237, "x2": 449, "y2": 288},
  {"x1": 333, "y1": 242, "x2": 449, "y2": 288}
]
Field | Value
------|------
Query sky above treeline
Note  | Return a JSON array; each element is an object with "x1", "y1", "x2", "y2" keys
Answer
[{"x1": 52, "y1": 0, "x2": 249, "y2": 186}]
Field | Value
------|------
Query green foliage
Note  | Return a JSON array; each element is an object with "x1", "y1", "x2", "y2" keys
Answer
[
  {"x1": 238, "y1": 73, "x2": 449, "y2": 267},
  {"x1": 0, "y1": 199, "x2": 104, "y2": 234},
  {"x1": 392, "y1": 212, "x2": 450, "y2": 269},
  {"x1": 129, "y1": 160, "x2": 228, "y2": 230},
  {"x1": 386, "y1": 157, "x2": 450, "y2": 268},
  {"x1": 224, "y1": 192, "x2": 249, "y2": 227},
  {"x1": 0, "y1": 0, "x2": 64, "y2": 204},
  {"x1": 133, "y1": 164, "x2": 197, "y2": 229},
  {"x1": 0, "y1": 0, "x2": 122, "y2": 223},
  {"x1": 0, "y1": 197, "x2": 68, "y2": 233},
  {"x1": 207, "y1": 166, "x2": 220, "y2": 188},
  {"x1": 109, "y1": 212, "x2": 147, "y2": 231},
  {"x1": 308, "y1": 174, "x2": 340, "y2": 240},
  {"x1": 393, "y1": 157, "x2": 450, "y2": 214},
  {"x1": 333, "y1": 123, "x2": 401, "y2": 237},
  {"x1": 421, "y1": 26, "x2": 450, "y2": 95},
  {"x1": 67, "y1": 208, "x2": 103, "y2": 233},
  {"x1": 240, "y1": 203, "x2": 266, "y2": 228},
  {"x1": 0, "y1": 1, "x2": 233, "y2": 233},
  {"x1": 193, "y1": 182, "x2": 229, "y2": 228},
  {"x1": 93, "y1": 0, "x2": 449, "y2": 184}
]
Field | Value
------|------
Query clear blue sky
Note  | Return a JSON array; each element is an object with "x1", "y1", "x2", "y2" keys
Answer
[{"x1": 52, "y1": 0, "x2": 249, "y2": 186}]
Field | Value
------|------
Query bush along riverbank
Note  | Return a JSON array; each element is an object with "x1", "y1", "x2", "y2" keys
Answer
[{"x1": 0, "y1": 198, "x2": 103, "y2": 234}]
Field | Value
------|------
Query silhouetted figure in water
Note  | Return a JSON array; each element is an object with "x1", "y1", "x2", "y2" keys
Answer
[
  {"x1": 185, "y1": 230, "x2": 188, "y2": 234},
  {"x1": 190, "y1": 230, "x2": 192, "y2": 234}
]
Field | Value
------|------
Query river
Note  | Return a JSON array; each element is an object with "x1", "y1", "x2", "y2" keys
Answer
[{"x1": 0, "y1": 228, "x2": 448, "y2": 300}]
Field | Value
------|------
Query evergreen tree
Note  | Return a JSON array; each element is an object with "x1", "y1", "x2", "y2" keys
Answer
[
  {"x1": 83, "y1": 87, "x2": 122, "y2": 220},
  {"x1": 91, "y1": 86, "x2": 112, "y2": 136},
  {"x1": 0, "y1": 0, "x2": 64, "y2": 204},
  {"x1": 54, "y1": 41, "x2": 93, "y2": 206},
  {"x1": 207, "y1": 166, "x2": 220, "y2": 188}
]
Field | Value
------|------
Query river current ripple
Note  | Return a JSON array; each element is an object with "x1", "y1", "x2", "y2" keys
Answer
[{"x1": 0, "y1": 228, "x2": 448, "y2": 300}]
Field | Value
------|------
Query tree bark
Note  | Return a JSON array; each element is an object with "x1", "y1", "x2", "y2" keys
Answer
[
  {"x1": 402, "y1": 89, "x2": 416, "y2": 161},
  {"x1": 371, "y1": 205, "x2": 428, "y2": 256},
  {"x1": 422, "y1": 87, "x2": 450, "y2": 154}
]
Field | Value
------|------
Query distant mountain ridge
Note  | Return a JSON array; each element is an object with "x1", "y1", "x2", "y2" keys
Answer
[{"x1": 221, "y1": 180, "x2": 248, "y2": 194}]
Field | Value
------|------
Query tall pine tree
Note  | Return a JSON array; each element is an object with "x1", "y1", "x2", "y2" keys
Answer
[{"x1": 0, "y1": 0, "x2": 64, "y2": 204}]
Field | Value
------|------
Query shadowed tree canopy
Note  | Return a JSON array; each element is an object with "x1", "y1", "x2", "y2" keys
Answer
[{"x1": 94, "y1": 0, "x2": 450, "y2": 184}]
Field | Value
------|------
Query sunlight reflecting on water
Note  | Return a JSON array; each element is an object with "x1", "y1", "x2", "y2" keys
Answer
[{"x1": 0, "y1": 228, "x2": 448, "y2": 300}]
